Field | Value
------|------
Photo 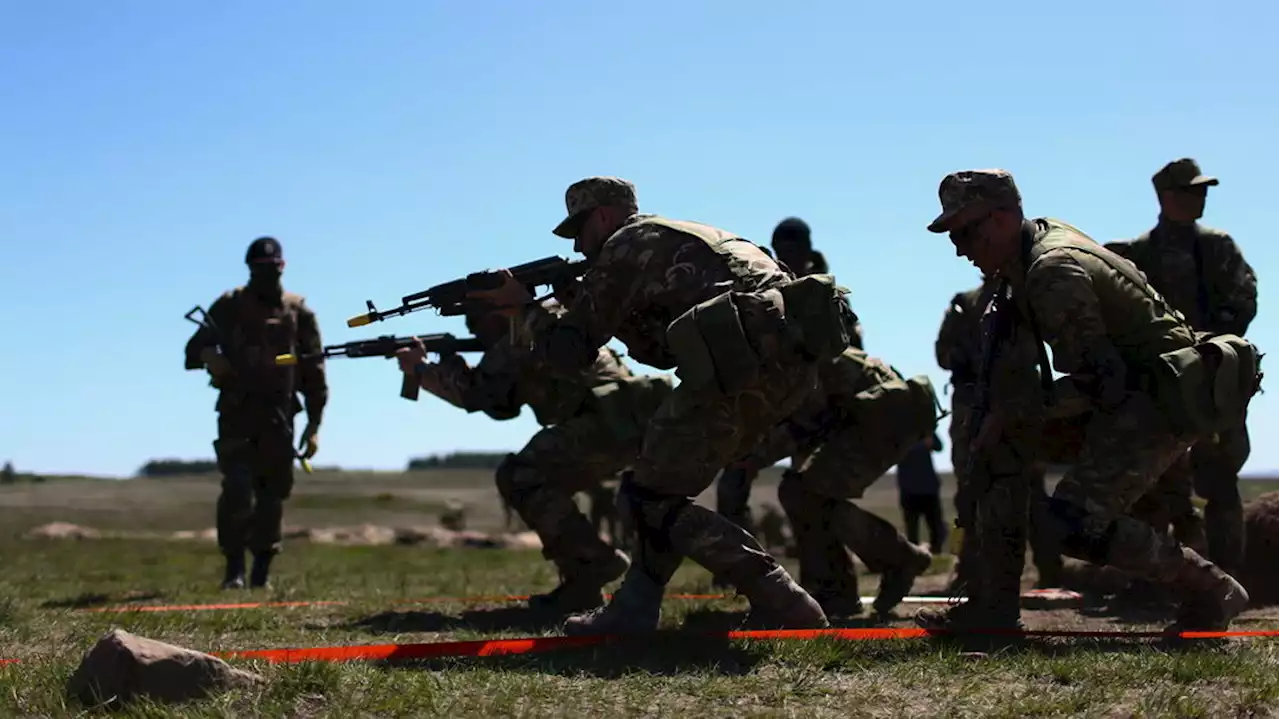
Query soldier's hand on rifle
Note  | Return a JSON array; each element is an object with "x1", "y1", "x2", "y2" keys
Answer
[
  {"x1": 466, "y1": 270, "x2": 533, "y2": 317},
  {"x1": 298, "y1": 421, "x2": 319, "y2": 459},
  {"x1": 198, "y1": 347, "x2": 234, "y2": 379},
  {"x1": 394, "y1": 337, "x2": 428, "y2": 374}
]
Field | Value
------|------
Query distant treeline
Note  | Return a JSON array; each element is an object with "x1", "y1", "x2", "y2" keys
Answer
[
  {"x1": 406, "y1": 452, "x2": 507, "y2": 470},
  {"x1": 1, "y1": 461, "x2": 46, "y2": 484}
]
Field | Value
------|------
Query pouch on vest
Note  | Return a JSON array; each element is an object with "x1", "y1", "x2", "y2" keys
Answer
[
  {"x1": 666, "y1": 291, "x2": 760, "y2": 394},
  {"x1": 778, "y1": 274, "x2": 857, "y2": 362},
  {"x1": 588, "y1": 375, "x2": 675, "y2": 441},
  {"x1": 1150, "y1": 333, "x2": 1263, "y2": 435},
  {"x1": 840, "y1": 374, "x2": 943, "y2": 498}
]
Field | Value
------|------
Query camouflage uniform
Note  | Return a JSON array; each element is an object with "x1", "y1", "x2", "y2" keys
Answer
[
  {"x1": 512, "y1": 177, "x2": 849, "y2": 635},
  {"x1": 414, "y1": 299, "x2": 672, "y2": 612},
  {"x1": 918, "y1": 169, "x2": 1250, "y2": 633},
  {"x1": 714, "y1": 217, "x2": 862, "y2": 542},
  {"x1": 1104, "y1": 158, "x2": 1257, "y2": 577},
  {"x1": 935, "y1": 280, "x2": 1064, "y2": 589},
  {"x1": 184, "y1": 237, "x2": 327, "y2": 589},
  {"x1": 732, "y1": 347, "x2": 938, "y2": 618}
]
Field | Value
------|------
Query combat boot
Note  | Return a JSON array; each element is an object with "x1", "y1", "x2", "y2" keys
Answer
[
  {"x1": 249, "y1": 552, "x2": 274, "y2": 589},
  {"x1": 813, "y1": 590, "x2": 864, "y2": 619},
  {"x1": 914, "y1": 600, "x2": 1026, "y2": 645},
  {"x1": 739, "y1": 566, "x2": 830, "y2": 630},
  {"x1": 528, "y1": 549, "x2": 630, "y2": 614},
  {"x1": 872, "y1": 545, "x2": 932, "y2": 618},
  {"x1": 562, "y1": 568, "x2": 664, "y2": 636},
  {"x1": 1164, "y1": 547, "x2": 1249, "y2": 633},
  {"x1": 221, "y1": 552, "x2": 245, "y2": 590}
]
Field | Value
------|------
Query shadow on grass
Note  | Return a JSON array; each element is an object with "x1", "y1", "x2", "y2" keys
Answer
[
  {"x1": 39, "y1": 590, "x2": 167, "y2": 610},
  {"x1": 332, "y1": 606, "x2": 563, "y2": 635}
]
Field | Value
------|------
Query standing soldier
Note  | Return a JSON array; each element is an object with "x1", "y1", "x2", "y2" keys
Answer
[
  {"x1": 469, "y1": 177, "x2": 856, "y2": 635},
  {"x1": 935, "y1": 278, "x2": 1063, "y2": 590},
  {"x1": 1104, "y1": 158, "x2": 1258, "y2": 578},
  {"x1": 395, "y1": 301, "x2": 670, "y2": 614},
  {"x1": 915, "y1": 169, "x2": 1255, "y2": 634},
  {"x1": 184, "y1": 237, "x2": 326, "y2": 590}
]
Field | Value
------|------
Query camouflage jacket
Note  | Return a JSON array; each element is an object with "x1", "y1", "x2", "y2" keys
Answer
[
  {"x1": 183, "y1": 286, "x2": 328, "y2": 421},
  {"x1": 1104, "y1": 218, "x2": 1257, "y2": 336},
  {"x1": 420, "y1": 301, "x2": 634, "y2": 426},
  {"x1": 782, "y1": 347, "x2": 900, "y2": 436},
  {"x1": 514, "y1": 213, "x2": 794, "y2": 373},
  {"x1": 934, "y1": 282, "x2": 988, "y2": 386},
  {"x1": 1006, "y1": 218, "x2": 1196, "y2": 420}
]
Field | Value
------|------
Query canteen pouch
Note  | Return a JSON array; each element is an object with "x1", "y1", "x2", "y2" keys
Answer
[
  {"x1": 1150, "y1": 333, "x2": 1263, "y2": 435},
  {"x1": 588, "y1": 375, "x2": 675, "y2": 441},
  {"x1": 666, "y1": 291, "x2": 761, "y2": 394},
  {"x1": 778, "y1": 274, "x2": 857, "y2": 362}
]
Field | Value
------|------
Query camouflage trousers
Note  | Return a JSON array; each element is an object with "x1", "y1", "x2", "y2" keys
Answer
[
  {"x1": 496, "y1": 380, "x2": 670, "y2": 574},
  {"x1": 951, "y1": 401, "x2": 1062, "y2": 588},
  {"x1": 1048, "y1": 391, "x2": 1222, "y2": 592},
  {"x1": 1191, "y1": 414, "x2": 1249, "y2": 576},
  {"x1": 213, "y1": 409, "x2": 297, "y2": 556},
  {"x1": 740, "y1": 419, "x2": 925, "y2": 603},
  {"x1": 715, "y1": 465, "x2": 758, "y2": 535},
  {"x1": 618, "y1": 361, "x2": 818, "y2": 595}
]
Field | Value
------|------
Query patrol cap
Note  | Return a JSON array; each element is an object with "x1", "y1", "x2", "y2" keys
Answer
[
  {"x1": 552, "y1": 176, "x2": 638, "y2": 238},
  {"x1": 1153, "y1": 158, "x2": 1218, "y2": 191},
  {"x1": 245, "y1": 236, "x2": 284, "y2": 264},
  {"x1": 927, "y1": 169, "x2": 1022, "y2": 233},
  {"x1": 772, "y1": 217, "x2": 811, "y2": 244}
]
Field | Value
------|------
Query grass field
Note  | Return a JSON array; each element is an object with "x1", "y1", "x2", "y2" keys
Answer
[{"x1": 0, "y1": 469, "x2": 1276, "y2": 717}]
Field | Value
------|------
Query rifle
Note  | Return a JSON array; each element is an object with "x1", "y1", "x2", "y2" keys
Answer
[
  {"x1": 274, "y1": 332, "x2": 486, "y2": 401},
  {"x1": 347, "y1": 255, "x2": 587, "y2": 328},
  {"x1": 182, "y1": 305, "x2": 314, "y2": 474}
]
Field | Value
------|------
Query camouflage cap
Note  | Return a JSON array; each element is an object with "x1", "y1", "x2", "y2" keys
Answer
[
  {"x1": 552, "y1": 176, "x2": 638, "y2": 238},
  {"x1": 1153, "y1": 158, "x2": 1218, "y2": 191},
  {"x1": 245, "y1": 236, "x2": 283, "y2": 264},
  {"x1": 927, "y1": 169, "x2": 1022, "y2": 233}
]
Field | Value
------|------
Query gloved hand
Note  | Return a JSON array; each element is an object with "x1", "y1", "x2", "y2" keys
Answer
[
  {"x1": 199, "y1": 347, "x2": 234, "y2": 379},
  {"x1": 298, "y1": 421, "x2": 319, "y2": 459}
]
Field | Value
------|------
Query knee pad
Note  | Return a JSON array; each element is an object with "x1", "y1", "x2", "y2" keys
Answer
[{"x1": 1047, "y1": 497, "x2": 1114, "y2": 564}]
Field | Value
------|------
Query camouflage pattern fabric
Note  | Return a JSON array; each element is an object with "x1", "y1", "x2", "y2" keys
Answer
[
  {"x1": 516, "y1": 210, "x2": 823, "y2": 606},
  {"x1": 183, "y1": 286, "x2": 327, "y2": 556},
  {"x1": 416, "y1": 303, "x2": 657, "y2": 570},
  {"x1": 1105, "y1": 211, "x2": 1257, "y2": 578}
]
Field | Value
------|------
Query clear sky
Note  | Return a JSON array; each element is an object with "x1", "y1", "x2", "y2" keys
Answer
[{"x1": 2, "y1": 1, "x2": 1276, "y2": 478}]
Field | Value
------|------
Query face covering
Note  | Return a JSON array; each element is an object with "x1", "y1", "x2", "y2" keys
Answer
[{"x1": 247, "y1": 263, "x2": 283, "y2": 301}]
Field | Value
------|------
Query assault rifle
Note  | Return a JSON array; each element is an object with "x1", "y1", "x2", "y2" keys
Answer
[
  {"x1": 182, "y1": 305, "x2": 313, "y2": 474},
  {"x1": 347, "y1": 255, "x2": 587, "y2": 328},
  {"x1": 275, "y1": 332, "x2": 487, "y2": 402}
]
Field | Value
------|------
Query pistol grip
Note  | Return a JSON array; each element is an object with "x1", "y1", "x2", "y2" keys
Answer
[{"x1": 401, "y1": 372, "x2": 420, "y2": 401}]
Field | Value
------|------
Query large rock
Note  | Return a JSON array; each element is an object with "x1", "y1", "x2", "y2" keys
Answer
[
  {"x1": 1241, "y1": 491, "x2": 1278, "y2": 606},
  {"x1": 24, "y1": 522, "x2": 101, "y2": 540},
  {"x1": 67, "y1": 629, "x2": 262, "y2": 707}
]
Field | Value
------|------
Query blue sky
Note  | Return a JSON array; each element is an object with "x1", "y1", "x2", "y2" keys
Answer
[{"x1": 2, "y1": 1, "x2": 1275, "y2": 478}]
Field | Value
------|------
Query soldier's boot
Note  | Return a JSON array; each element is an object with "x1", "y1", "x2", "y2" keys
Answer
[
  {"x1": 249, "y1": 552, "x2": 274, "y2": 589},
  {"x1": 1033, "y1": 559, "x2": 1064, "y2": 589},
  {"x1": 913, "y1": 599, "x2": 1027, "y2": 642},
  {"x1": 562, "y1": 566, "x2": 665, "y2": 636},
  {"x1": 739, "y1": 565, "x2": 830, "y2": 630},
  {"x1": 221, "y1": 552, "x2": 245, "y2": 590},
  {"x1": 1164, "y1": 547, "x2": 1250, "y2": 633},
  {"x1": 872, "y1": 545, "x2": 933, "y2": 619},
  {"x1": 528, "y1": 549, "x2": 631, "y2": 614},
  {"x1": 813, "y1": 589, "x2": 864, "y2": 619}
]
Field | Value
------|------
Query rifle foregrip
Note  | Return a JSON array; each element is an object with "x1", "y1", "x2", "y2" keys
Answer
[{"x1": 400, "y1": 372, "x2": 420, "y2": 402}]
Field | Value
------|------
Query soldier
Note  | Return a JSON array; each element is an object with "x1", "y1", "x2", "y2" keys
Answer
[
  {"x1": 730, "y1": 346, "x2": 940, "y2": 619},
  {"x1": 915, "y1": 169, "x2": 1253, "y2": 634},
  {"x1": 395, "y1": 300, "x2": 672, "y2": 614},
  {"x1": 184, "y1": 237, "x2": 326, "y2": 590},
  {"x1": 1104, "y1": 158, "x2": 1258, "y2": 578},
  {"x1": 468, "y1": 176, "x2": 855, "y2": 634},
  {"x1": 935, "y1": 278, "x2": 1064, "y2": 590}
]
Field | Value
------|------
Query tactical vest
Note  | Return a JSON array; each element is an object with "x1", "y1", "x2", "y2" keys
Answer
[
  {"x1": 1027, "y1": 220, "x2": 1261, "y2": 435},
  {"x1": 217, "y1": 287, "x2": 305, "y2": 412},
  {"x1": 631, "y1": 216, "x2": 857, "y2": 394}
]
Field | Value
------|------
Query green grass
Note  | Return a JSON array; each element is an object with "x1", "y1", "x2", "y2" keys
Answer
[{"x1": 0, "y1": 470, "x2": 1275, "y2": 717}]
